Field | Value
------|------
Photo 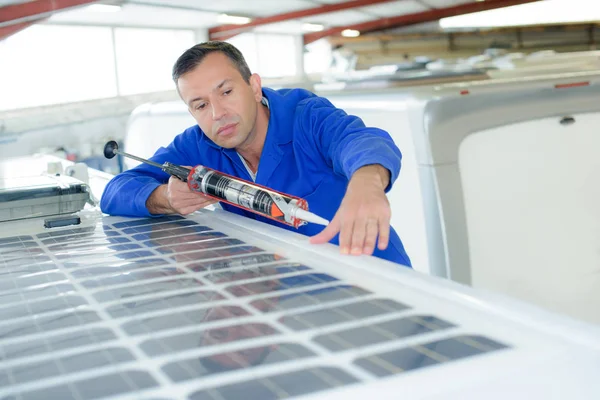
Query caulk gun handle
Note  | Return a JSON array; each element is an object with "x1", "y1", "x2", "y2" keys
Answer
[{"x1": 162, "y1": 162, "x2": 192, "y2": 182}]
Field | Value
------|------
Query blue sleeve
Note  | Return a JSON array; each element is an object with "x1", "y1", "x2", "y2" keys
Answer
[
  {"x1": 100, "y1": 129, "x2": 200, "y2": 217},
  {"x1": 297, "y1": 96, "x2": 402, "y2": 192}
]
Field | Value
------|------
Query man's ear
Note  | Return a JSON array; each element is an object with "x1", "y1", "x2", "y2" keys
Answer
[{"x1": 249, "y1": 73, "x2": 262, "y2": 102}]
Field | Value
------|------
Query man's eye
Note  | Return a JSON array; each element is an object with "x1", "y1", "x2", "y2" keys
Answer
[
  {"x1": 223, "y1": 90, "x2": 232, "y2": 96},
  {"x1": 196, "y1": 103, "x2": 206, "y2": 110}
]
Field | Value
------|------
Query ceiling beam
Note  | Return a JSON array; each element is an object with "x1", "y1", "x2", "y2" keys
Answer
[
  {"x1": 304, "y1": 0, "x2": 543, "y2": 45},
  {"x1": 0, "y1": 19, "x2": 43, "y2": 41},
  {"x1": 0, "y1": 0, "x2": 99, "y2": 28},
  {"x1": 209, "y1": 0, "x2": 397, "y2": 41}
]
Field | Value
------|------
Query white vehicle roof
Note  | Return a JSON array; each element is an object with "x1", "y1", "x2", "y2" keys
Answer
[{"x1": 1, "y1": 158, "x2": 600, "y2": 399}]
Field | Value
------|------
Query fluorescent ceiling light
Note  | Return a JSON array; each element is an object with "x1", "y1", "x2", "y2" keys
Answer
[
  {"x1": 84, "y1": 4, "x2": 122, "y2": 13},
  {"x1": 440, "y1": 0, "x2": 600, "y2": 29},
  {"x1": 341, "y1": 29, "x2": 360, "y2": 37},
  {"x1": 302, "y1": 23, "x2": 325, "y2": 32},
  {"x1": 217, "y1": 14, "x2": 251, "y2": 24}
]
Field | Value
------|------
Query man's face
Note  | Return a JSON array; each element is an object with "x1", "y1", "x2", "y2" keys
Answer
[{"x1": 177, "y1": 52, "x2": 263, "y2": 149}]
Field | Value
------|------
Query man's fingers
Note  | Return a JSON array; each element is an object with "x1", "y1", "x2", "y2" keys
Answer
[
  {"x1": 338, "y1": 217, "x2": 354, "y2": 255},
  {"x1": 169, "y1": 177, "x2": 217, "y2": 202},
  {"x1": 168, "y1": 175, "x2": 188, "y2": 187},
  {"x1": 363, "y1": 218, "x2": 379, "y2": 255},
  {"x1": 172, "y1": 196, "x2": 216, "y2": 213},
  {"x1": 166, "y1": 176, "x2": 219, "y2": 214},
  {"x1": 377, "y1": 216, "x2": 390, "y2": 250},
  {"x1": 174, "y1": 192, "x2": 204, "y2": 202},
  {"x1": 176, "y1": 205, "x2": 200, "y2": 216},
  {"x1": 349, "y1": 216, "x2": 366, "y2": 255},
  {"x1": 195, "y1": 194, "x2": 218, "y2": 205},
  {"x1": 177, "y1": 196, "x2": 219, "y2": 215},
  {"x1": 309, "y1": 215, "x2": 340, "y2": 245}
]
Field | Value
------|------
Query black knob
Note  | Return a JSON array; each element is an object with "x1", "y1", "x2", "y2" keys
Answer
[
  {"x1": 560, "y1": 116, "x2": 575, "y2": 126},
  {"x1": 104, "y1": 141, "x2": 119, "y2": 159}
]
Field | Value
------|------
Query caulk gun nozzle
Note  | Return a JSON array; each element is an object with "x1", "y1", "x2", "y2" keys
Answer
[{"x1": 295, "y1": 208, "x2": 329, "y2": 226}]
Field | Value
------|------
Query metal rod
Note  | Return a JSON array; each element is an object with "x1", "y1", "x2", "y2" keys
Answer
[{"x1": 112, "y1": 148, "x2": 164, "y2": 169}]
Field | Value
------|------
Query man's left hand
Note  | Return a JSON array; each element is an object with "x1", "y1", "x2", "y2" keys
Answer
[{"x1": 310, "y1": 165, "x2": 391, "y2": 256}]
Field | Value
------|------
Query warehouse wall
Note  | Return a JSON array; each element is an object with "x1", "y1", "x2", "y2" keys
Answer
[
  {"x1": 0, "y1": 90, "x2": 180, "y2": 163},
  {"x1": 0, "y1": 77, "x2": 314, "y2": 165},
  {"x1": 0, "y1": 23, "x2": 319, "y2": 167}
]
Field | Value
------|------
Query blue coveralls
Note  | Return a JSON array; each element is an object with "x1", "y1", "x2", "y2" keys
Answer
[{"x1": 100, "y1": 87, "x2": 411, "y2": 267}]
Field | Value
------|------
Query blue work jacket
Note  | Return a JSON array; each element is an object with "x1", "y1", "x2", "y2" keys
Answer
[{"x1": 100, "y1": 87, "x2": 411, "y2": 267}]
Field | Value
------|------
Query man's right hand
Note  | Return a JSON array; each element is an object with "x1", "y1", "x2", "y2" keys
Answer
[{"x1": 146, "y1": 175, "x2": 218, "y2": 215}]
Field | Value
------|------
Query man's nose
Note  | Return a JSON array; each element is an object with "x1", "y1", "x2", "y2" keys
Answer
[{"x1": 211, "y1": 100, "x2": 226, "y2": 121}]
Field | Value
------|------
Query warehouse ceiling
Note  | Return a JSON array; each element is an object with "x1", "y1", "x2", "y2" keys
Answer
[{"x1": 1, "y1": 0, "x2": 544, "y2": 42}]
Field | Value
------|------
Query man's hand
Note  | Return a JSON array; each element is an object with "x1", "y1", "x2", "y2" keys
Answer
[
  {"x1": 147, "y1": 170, "x2": 218, "y2": 215},
  {"x1": 310, "y1": 164, "x2": 391, "y2": 255}
]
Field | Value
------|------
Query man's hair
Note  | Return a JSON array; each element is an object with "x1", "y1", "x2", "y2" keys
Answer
[{"x1": 172, "y1": 41, "x2": 252, "y2": 84}]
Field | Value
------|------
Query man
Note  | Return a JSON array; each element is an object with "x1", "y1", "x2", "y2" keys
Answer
[{"x1": 100, "y1": 41, "x2": 411, "y2": 267}]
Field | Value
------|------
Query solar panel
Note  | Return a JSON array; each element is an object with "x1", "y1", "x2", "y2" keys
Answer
[{"x1": 0, "y1": 212, "x2": 598, "y2": 400}]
